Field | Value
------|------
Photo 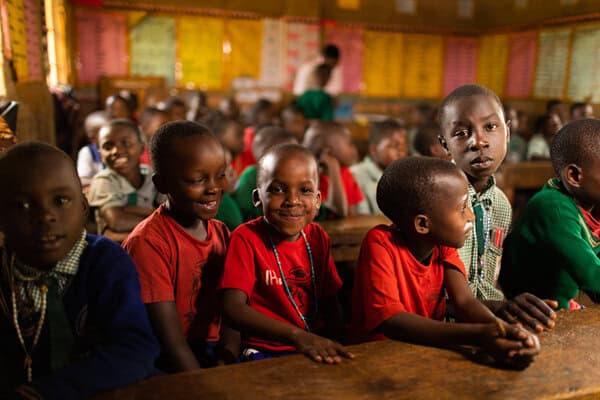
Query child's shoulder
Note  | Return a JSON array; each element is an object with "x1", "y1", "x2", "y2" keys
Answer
[
  {"x1": 363, "y1": 224, "x2": 397, "y2": 244},
  {"x1": 82, "y1": 233, "x2": 135, "y2": 272},
  {"x1": 526, "y1": 179, "x2": 579, "y2": 217}
]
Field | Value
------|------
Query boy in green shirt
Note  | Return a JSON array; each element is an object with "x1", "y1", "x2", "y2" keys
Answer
[
  {"x1": 296, "y1": 64, "x2": 335, "y2": 121},
  {"x1": 500, "y1": 119, "x2": 600, "y2": 309}
]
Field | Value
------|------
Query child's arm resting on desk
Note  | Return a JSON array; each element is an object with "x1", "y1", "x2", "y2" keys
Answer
[
  {"x1": 484, "y1": 294, "x2": 557, "y2": 332},
  {"x1": 223, "y1": 289, "x2": 353, "y2": 364},
  {"x1": 102, "y1": 205, "x2": 153, "y2": 232},
  {"x1": 25, "y1": 241, "x2": 159, "y2": 399}
]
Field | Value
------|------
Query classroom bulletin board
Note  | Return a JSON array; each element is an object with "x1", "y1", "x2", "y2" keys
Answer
[{"x1": 72, "y1": 5, "x2": 600, "y2": 102}]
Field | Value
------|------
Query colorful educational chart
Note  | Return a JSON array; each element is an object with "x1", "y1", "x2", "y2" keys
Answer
[
  {"x1": 325, "y1": 27, "x2": 363, "y2": 93},
  {"x1": 4, "y1": 0, "x2": 28, "y2": 82},
  {"x1": 363, "y1": 30, "x2": 403, "y2": 97},
  {"x1": 477, "y1": 34, "x2": 509, "y2": 96},
  {"x1": 337, "y1": 0, "x2": 360, "y2": 9},
  {"x1": 505, "y1": 31, "x2": 537, "y2": 98},
  {"x1": 76, "y1": 9, "x2": 127, "y2": 84},
  {"x1": 284, "y1": 22, "x2": 320, "y2": 91},
  {"x1": 443, "y1": 37, "x2": 478, "y2": 96},
  {"x1": 259, "y1": 19, "x2": 284, "y2": 87},
  {"x1": 23, "y1": 0, "x2": 43, "y2": 81},
  {"x1": 403, "y1": 34, "x2": 443, "y2": 98},
  {"x1": 224, "y1": 18, "x2": 263, "y2": 87},
  {"x1": 130, "y1": 16, "x2": 175, "y2": 85},
  {"x1": 178, "y1": 17, "x2": 222, "y2": 89},
  {"x1": 567, "y1": 25, "x2": 600, "y2": 102},
  {"x1": 533, "y1": 29, "x2": 571, "y2": 99}
]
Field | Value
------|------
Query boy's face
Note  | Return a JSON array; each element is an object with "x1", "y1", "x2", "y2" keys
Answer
[
  {"x1": 108, "y1": 98, "x2": 130, "y2": 120},
  {"x1": 543, "y1": 114, "x2": 562, "y2": 140},
  {"x1": 141, "y1": 114, "x2": 169, "y2": 141},
  {"x1": 0, "y1": 155, "x2": 87, "y2": 270},
  {"x1": 99, "y1": 126, "x2": 143, "y2": 176},
  {"x1": 256, "y1": 152, "x2": 321, "y2": 242},
  {"x1": 568, "y1": 158, "x2": 600, "y2": 211},
  {"x1": 283, "y1": 112, "x2": 308, "y2": 142},
  {"x1": 159, "y1": 136, "x2": 227, "y2": 222},
  {"x1": 426, "y1": 172, "x2": 474, "y2": 249},
  {"x1": 371, "y1": 130, "x2": 407, "y2": 170},
  {"x1": 170, "y1": 104, "x2": 187, "y2": 121},
  {"x1": 220, "y1": 122, "x2": 244, "y2": 156},
  {"x1": 440, "y1": 94, "x2": 509, "y2": 191},
  {"x1": 327, "y1": 129, "x2": 358, "y2": 167}
]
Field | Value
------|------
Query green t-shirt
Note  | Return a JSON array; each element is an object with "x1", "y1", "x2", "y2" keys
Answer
[
  {"x1": 232, "y1": 166, "x2": 262, "y2": 222},
  {"x1": 499, "y1": 178, "x2": 600, "y2": 309},
  {"x1": 296, "y1": 89, "x2": 334, "y2": 121},
  {"x1": 216, "y1": 192, "x2": 243, "y2": 231}
]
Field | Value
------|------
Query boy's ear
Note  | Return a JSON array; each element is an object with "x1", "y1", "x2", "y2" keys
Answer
[
  {"x1": 314, "y1": 190, "x2": 322, "y2": 210},
  {"x1": 505, "y1": 119, "x2": 511, "y2": 143},
  {"x1": 252, "y1": 188, "x2": 262, "y2": 208},
  {"x1": 564, "y1": 164, "x2": 583, "y2": 188},
  {"x1": 81, "y1": 195, "x2": 90, "y2": 220},
  {"x1": 152, "y1": 173, "x2": 167, "y2": 195},
  {"x1": 414, "y1": 214, "x2": 430, "y2": 235}
]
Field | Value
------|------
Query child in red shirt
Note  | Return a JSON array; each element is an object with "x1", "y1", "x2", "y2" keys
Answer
[
  {"x1": 303, "y1": 121, "x2": 364, "y2": 218},
  {"x1": 352, "y1": 157, "x2": 540, "y2": 369},
  {"x1": 220, "y1": 144, "x2": 353, "y2": 363},
  {"x1": 123, "y1": 121, "x2": 237, "y2": 372}
]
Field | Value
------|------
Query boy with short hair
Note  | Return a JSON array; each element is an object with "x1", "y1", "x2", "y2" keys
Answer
[
  {"x1": 438, "y1": 84, "x2": 556, "y2": 331},
  {"x1": 413, "y1": 122, "x2": 451, "y2": 160},
  {"x1": 303, "y1": 121, "x2": 364, "y2": 218},
  {"x1": 500, "y1": 119, "x2": 600, "y2": 309},
  {"x1": 0, "y1": 142, "x2": 158, "y2": 398},
  {"x1": 351, "y1": 119, "x2": 407, "y2": 214},
  {"x1": 138, "y1": 107, "x2": 169, "y2": 166},
  {"x1": 221, "y1": 144, "x2": 353, "y2": 363},
  {"x1": 88, "y1": 119, "x2": 159, "y2": 242},
  {"x1": 352, "y1": 157, "x2": 539, "y2": 369},
  {"x1": 123, "y1": 121, "x2": 236, "y2": 372},
  {"x1": 281, "y1": 104, "x2": 308, "y2": 142}
]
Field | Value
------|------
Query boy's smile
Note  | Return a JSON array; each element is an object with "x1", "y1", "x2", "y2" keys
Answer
[
  {"x1": 256, "y1": 151, "x2": 321, "y2": 242},
  {"x1": 441, "y1": 94, "x2": 509, "y2": 192},
  {"x1": 99, "y1": 125, "x2": 143, "y2": 176}
]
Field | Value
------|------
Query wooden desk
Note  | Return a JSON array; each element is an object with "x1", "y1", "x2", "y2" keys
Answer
[
  {"x1": 318, "y1": 215, "x2": 390, "y2": 262},
  {"x1": 98, "y1": 307, "x2": 600, "y2": 400},
  {"x1": 497, "y1": 161, "x2": 555, "y2": 205}
]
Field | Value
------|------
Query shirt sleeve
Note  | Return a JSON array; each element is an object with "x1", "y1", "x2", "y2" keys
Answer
[
  {"x1": 87, "y1": 173, "x2": 128, "y2": 212},
  {"x1": 356, "y1": 232, "x2": 405, "y2": 333},
  {"x1": 219, "y1": 230, "x2": 257, "y2": 298},
  {"x1": 441, "y1": 246, "x2": 468, "y2": 277},
  {"x1": 123, "y1": 231, "x2": 176, "y2": 303}
]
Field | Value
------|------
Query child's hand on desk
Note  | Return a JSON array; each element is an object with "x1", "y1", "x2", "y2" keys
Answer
[
  {"x1": 481, "y1": 319, "x2": 540, "y2": 369},
  {"x1": 291, "y1": 330, "x2": 354, "y2": 364},
  {"x1": 496, "y1": 293, "x2": 558, "y2": 332}
]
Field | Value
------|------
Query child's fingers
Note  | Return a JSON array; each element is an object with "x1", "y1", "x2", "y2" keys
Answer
[
  {"x1": 307, "y1": 348, "x2": 323, "y2": 363},
  {"x1": 543, "y1": 299, "x2": 559, "y2": 311},
  {"x1": 505, "y1": 302, "x2": 544, "y2": 331},
  {"x1": 331, "y1": 342, "x2": 354, "y2": 360}
]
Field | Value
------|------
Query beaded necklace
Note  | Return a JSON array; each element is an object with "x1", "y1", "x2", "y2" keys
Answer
[
  {"x1": 263, "y1": 219, "x2": 318, "y2": 332},
  {"x1": 3, "y1": 251, "x2": 48, "y2": 383}
]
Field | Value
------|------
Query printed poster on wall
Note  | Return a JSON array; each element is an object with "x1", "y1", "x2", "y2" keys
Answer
[
  {"x1": 284, "y1": 22, "x2": 320, "y2": 91},
  {"x1": 443, "y1": 37, "x2": 478, "y2": 96},
  {"x1": 533, "y1": 29, "x2": 571, "y2": 99},
  {"x1": 505, "y1": 31, "x2": 537, "y2": 98},
  {"x1": 224, "y1": 18, "x2": 263, "y2": 87},
  {"x1": 76, "y1": 8, "x2": 127, "y2": 85},
  {"x1": 4, "y1": 0, "x2": 28, "y2": 82},
  {"x1": 325, "y1": 27, "x2": 363, "y2": 93},
  {"x1": 130, "y1": 16, "x2": 176, "y2": 85},
  {"x1": 403, "y1": 34, "x2": 443, "y2": 98},
  {"x1": 259, "y1": 18, "x2": 284, "y2": 87},
  {"x1": 23, "y1": 0, "x2": 42, "y2": 81},
  {"x1": 178, "y1": 17, "x2": 223, "y2": 89},
  {"x1": 567, "y1": 25, "x2": 600, "y2": 102},
  {"x1": 363, "y1": 30, "x2": 403, "y2": 97},
  {"x1": 477, "y1": 34, "x2": 508, "y2": 97}
]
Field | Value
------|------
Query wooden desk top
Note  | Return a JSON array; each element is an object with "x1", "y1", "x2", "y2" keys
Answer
[
  {"x1": 98, "y1": 307, "x2": 600, "y2": 400},
  {"x1": 497, "y1": 161, "x2": 555, "y2": 204}
]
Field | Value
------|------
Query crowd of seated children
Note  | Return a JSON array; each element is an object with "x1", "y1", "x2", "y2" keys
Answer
[
  {"x1": 138, "y1": 107, "x2": 169, "y2": 166},
  {"x1": 570, "y1": 101, "x2": 595, "y2": 120},
  {"x1": 303, "y1": 121, "x2": 365, "y2": 218},
  {"x1": 124, "y1": 121, "x2": 238, "y2": 372},
  {"x1": 105, "y1": 94, "x2": 134, "y2": 121},
  {"x1": 237, "y1": 99, "x2": 278, "y2": 175},
  {"x1": 296, "y1": 63, "x2": 335, "y2": 121},
  {"x1": 220, "y1": 144, "x2": 353, "y2": 363},
  {"x1": 504, "y1": 103, "x2": 527, "y2": 163},
  {"x1": 162, "y1": 96, "x2": 188, "y2": 121},
  {"x1": 437, "y1": 85, "x2": 556, "y2": 331},
  {"x1": 187, "y1": 90, "x2": 210, "y2": 122},
  {"x1": 352, "y1": 157, "x2": 540, "y2": 369},
  {"x1": 76, "y1": 111, "x2": 108, "y2": 189},
  {"x1": 500, "y1": 118, "x2": 600, "y2": 310},
  {"x1": 350, "y1": 119, "x2": 407, "y2": 215},
  {"x1": 233, "y1": 126, "x2": 298, "y2": 223},
  {"x1": 406, "y1": 102, "x2": 437, "y2": 155},
  {"x1": 209, "y1": 115, "x2": 245, "y2": 176},
  {"x1": 88, "y1": 119, "x2": 160, "y2": 243},
  {"x1": 526, "y1": 113, "x2": 563, "y2": 161},
  {"x1": 0, "y1": 142, "x2": 158, "y2": 399},
  {"x1": 413, "y1": 121, "x2": 451, "y2": 161},
  {"x1": 281, "y1": 104, "x2": 308, "y2": 142}
]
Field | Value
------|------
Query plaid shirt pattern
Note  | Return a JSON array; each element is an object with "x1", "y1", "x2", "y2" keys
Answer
[
  {"x1": 458, "y1": 178, "x2": 511, "y2": 301},
  {"x1": 8, "y1": 231, "x2": 87, "y2": 316}
]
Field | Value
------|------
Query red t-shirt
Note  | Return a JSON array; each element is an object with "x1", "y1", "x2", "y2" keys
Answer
[
  {"x1": 351, "y1": 224, "x2": 466, "y2": 343},
  {"x1": 140, "y1": 147, "x2": 151, "y2": 167},
  {"x1": 579, "y1": 206, "x2": 600, "y2": 239},
  {"x1": 319, "y1": 166, "x2": 364, "y2": 206},
  {"x1": 123, "y1": 204, "x2": 230, "y2": 342},
  {"x1": 233, "y1": 126, "x2": 257, "y2": 176},
  {"x1": 219, "y1": 217, "x2": 342, "y2": 352}
]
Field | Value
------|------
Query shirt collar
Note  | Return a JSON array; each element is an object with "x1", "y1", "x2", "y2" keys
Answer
[{"x1": 468, "y1": 176, "x2": 496, "y2": 205}]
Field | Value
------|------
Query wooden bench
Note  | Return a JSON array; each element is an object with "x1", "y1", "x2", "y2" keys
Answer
[
  {"x1": 318, "y1": 215, "x2": 390, "y2": 262},
  {"x1": 497, "y1": 161, "x2": 555, "y2": 205},
  {"x1": 97, "y1": 306, "x2": 600, "y2": 400}
]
